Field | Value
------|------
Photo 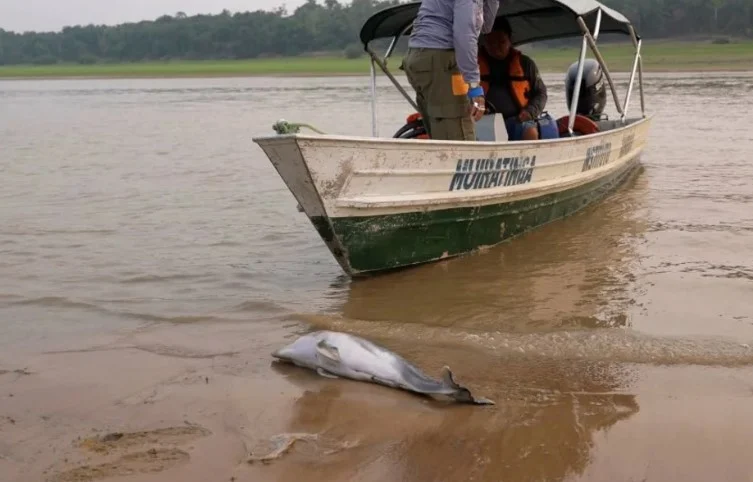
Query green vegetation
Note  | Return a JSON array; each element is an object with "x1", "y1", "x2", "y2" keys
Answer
[
  {"x1": 0, "y1": 58, "x2": 371, "y2": 79},
  {"x1": 0, "y1": 0, "x2": 751, "y2": 78},
  {"x1": 1, "y1": 40, "x2": 752, "y2": 79},
  {"x1": 2, "y1": 0, "x2": 752, "y2": 64},
  {"x1": 527, "y1": 40, "x2": 753, "y2": 72}
]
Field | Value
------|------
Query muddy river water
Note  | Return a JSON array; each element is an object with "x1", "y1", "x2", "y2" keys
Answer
[{"x1": 1, "y1": 72, "x2": 752, "y2": 481}]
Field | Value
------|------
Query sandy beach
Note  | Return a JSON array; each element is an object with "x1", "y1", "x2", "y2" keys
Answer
[{"x1": 3, "y1": 318, "x2": 753, "y2": 482}]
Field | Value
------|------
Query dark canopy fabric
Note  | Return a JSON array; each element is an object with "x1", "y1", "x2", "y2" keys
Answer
[{"x1": 359, "y1": 0, "x2": 637, "y2": 48}]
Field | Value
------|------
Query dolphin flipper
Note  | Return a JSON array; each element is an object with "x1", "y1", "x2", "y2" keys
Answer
[
  {"x1": 316, "y1": 340, "x2": 340, "y2": 375},
  {"x1": 316, "y1": 340, "x2": 340, "y2": 363},
  {"x1": 316, "y1": 368, "x2": 340, "y2": 379},
  {"x1": 370, "y1": 375, "x2": 399, "y2": 388}
]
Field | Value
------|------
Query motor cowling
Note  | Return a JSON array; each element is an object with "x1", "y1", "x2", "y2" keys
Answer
[{"x1": 565, "y1": 58, "x2": 607, "y2": 118}]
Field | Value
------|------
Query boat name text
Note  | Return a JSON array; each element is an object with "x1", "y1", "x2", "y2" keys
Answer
[
  {"x1": 582, "y1": 142, "x2": 612, "y2": 172},
  {"x1": 619, "y1": 133, "x2": 635, "y2": 157},
  {"x1": 449, "y1": 157, "x2": 536, "y2": 191}
]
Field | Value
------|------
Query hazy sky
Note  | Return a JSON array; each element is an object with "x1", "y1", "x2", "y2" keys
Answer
[{"x1": 0, "y1": 0, "x2": 311, "y2": 33}]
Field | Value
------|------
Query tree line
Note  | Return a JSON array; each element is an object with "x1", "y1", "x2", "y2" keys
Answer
[{"x1": 0, "y1": 0, "x2": 751, "y2": 65}]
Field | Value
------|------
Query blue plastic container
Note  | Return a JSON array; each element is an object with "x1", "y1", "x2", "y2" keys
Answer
[
  {"x1": 536, "y1": 112, "x2": 560, "y2": 140},
  {"x1": 505, "y1": 112, "x2": 560, "y2": 141}
]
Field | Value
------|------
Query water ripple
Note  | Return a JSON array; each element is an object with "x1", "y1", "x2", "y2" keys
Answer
[{"x1": 299, "y1": 315, "x2": 753, "y2": 368}]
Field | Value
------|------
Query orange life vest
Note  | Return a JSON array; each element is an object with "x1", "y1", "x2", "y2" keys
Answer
[{"x1": 478, "y1": 48, "x2": 531, "y2": 110}]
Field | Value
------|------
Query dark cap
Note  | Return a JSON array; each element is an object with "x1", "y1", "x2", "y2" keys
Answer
[{"x1": 492, "y1": 16, "x2": 512, "y2": 35}]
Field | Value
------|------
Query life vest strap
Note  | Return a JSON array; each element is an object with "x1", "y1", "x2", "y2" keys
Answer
[{"x1": 478, "y1": 48, "x2": 532, "y2": 110}]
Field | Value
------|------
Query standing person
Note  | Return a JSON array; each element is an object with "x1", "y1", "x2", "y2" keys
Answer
[{"x1": 401, "y1": 0, "x2": 500, "y2": 141}]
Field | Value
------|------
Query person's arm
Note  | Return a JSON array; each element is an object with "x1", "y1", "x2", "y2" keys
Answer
[
  {"x1": 482, "y1": 0, "x2": 500, "y2": 34},
  {"x1": 453, "y1": 0, "x2": 491, "y2": 121},
  {"x1": 452, "y1": 0, "x2": 483, "y2": 85},
  {"x1": 523, "y1": 58, "x2": 548, "y2": 118}
]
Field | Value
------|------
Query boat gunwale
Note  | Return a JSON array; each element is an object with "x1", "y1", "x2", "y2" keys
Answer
[{"x1": 252, "y1": 114, "x2": 652, "y2": 149}]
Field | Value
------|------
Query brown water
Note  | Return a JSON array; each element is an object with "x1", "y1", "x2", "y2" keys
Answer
[{"x1": 1, "y1": 72, "x2": 753, "y2": 482}]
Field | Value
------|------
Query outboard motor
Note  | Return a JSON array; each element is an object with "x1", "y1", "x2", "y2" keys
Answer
[{"x1": 565, "y1": 58, "x2": 606, "y2": 119}]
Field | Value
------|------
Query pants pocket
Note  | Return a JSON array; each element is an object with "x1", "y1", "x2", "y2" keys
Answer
[
  {"x1": 451, "y1": 73, "x2": 469, "y2": 96},
  {"x1": 431, "y1": 116, "x2": 476, "y2": 141}
]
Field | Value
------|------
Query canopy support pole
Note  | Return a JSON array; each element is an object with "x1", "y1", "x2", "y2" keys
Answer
[
  {"x1": 576, "y1": 14, "x2": 623, "y2": 117},
  {"x1": 366, "y1": 45, "x2": 419, "y2": 113},
  {"x1": 365, "y1": 25, "x2": 417, "y2": 137},
  {"x1": 627, "y1": 25, "x2": 646, "y2": 118},
  {"x1": 568, "y1": 9, "x2": 605, "y2": 135},
  {"x1": 369, "y1": 58, "x2": 379, "y2": 137},
  {"x1": 567, "y1": 36, "x2": 589, "y2": 136},
  {"x1": 384, "y1": 24, "x2": 411, "y2": 62},
  {"x1": 638, "y1": 55, "x2": 646, "y2": 117},
  {"x1": 621, "y1": 37, "x2": 641, "y2": 123},
  {"x1": 593, "y1": 6, "x2": 603, "y2": 39}
]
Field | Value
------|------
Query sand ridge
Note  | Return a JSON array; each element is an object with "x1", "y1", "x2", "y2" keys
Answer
[{"x1": 47, "y1": 425, "x2": 212, "y2": 482}]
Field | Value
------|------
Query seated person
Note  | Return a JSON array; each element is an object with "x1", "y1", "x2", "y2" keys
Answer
[{"x1": 478, "y1": 17, "x2": 548, "y2": 141}]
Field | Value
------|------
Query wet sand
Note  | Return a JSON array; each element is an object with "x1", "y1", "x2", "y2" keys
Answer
[
  {"x1": 2, "y1": 319, "x2": 753, "y2": 482},
  {"x1": 2, "y1": 73, "x2": 753, "y2": 481}
]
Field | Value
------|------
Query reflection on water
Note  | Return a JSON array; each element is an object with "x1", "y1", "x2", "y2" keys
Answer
[
  {"x1": 340, "y1": 168, "x2": 649, "y2": 334},
  {"x1": 267, "y1": 356, "x2": 638, "y2": 482}
]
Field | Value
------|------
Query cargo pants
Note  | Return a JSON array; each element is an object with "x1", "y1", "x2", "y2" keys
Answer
[{"x1": 401, "y1": 48, "x2": 476, "y2": 141}]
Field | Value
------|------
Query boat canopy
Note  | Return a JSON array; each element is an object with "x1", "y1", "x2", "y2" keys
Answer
[
  {"x1": 359, "y1": 0, "x2": 638, "y2": 48},
  {"x1": 358, "y1": 0, "x2": 645, "y2": 137}
]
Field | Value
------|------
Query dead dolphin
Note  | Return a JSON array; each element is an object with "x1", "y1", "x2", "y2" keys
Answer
[{"x1": 271, "y1": 330, "x2": 494, "y2": 405}]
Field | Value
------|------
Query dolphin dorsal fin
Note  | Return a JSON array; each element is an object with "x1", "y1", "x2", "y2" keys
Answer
[
  {"x1": 315, "y1": 339, "x2": 341, "y2": 364},
  {"x1": 441, "y1": 366, "x2": 496, "y2": 405},
  {"x1": 440, "y1": 366, "x2": 461, "y2": 389}
]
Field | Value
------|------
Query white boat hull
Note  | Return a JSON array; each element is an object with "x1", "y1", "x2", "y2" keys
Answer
[{"x1": 253, "y1": 115, "x2": 652, "y2": 276}]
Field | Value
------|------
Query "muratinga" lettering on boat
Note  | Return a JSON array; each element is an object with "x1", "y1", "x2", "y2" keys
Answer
[
  {"x1": 582, "y1": 142, "x2": 612, "y2": 172},
  {"x1": 449, "y1": 157, "x2": 536, "y2": 191},
  {"x1": 619, "y1": 133, "x2": 634, "y2": 157}
]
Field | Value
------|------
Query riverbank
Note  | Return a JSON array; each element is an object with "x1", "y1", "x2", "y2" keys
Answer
[
  {"x1": 1, "y1": 40, "x2": 752, "y2": 79},
  {"x1": 3, "y1": 319, "x2": 753, "y2": 482}
]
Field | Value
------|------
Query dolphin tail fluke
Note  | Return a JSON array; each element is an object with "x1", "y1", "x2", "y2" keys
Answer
[{"x1": 440, "y1": 366, "x2": 495, "y2": 406}]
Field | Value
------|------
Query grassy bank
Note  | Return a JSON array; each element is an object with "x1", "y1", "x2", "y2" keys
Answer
[{"x1": 1, "y1": 40, "x2": 752, "y2": 79}]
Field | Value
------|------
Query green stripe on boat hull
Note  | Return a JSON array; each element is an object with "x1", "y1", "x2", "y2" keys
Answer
[{"x1": 316, "y1": 156, "x2": 642, "y2": 276}]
